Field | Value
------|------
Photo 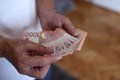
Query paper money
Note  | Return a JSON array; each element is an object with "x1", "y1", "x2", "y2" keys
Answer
[
  {"x1": 24, "y1": 28, "x2": 87, "y2": 56},
  {"x1": 39, "y1": 28, "x2": 87, "y2": 56}
]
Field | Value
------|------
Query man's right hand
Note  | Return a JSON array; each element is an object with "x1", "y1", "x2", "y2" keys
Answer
[{"x1": 0, "y1": 38, "x2": 62, "y2": 79}]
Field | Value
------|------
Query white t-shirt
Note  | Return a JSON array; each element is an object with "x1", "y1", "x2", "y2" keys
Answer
[{"x1": 0, "y1": 0, "x2": 42, "y2": 80}]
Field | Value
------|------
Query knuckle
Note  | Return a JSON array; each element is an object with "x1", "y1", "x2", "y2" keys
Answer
[
  {"x1": 40, "y1": 46, "x2": 46, "y2": 53},
  {"x1": 64, "y1": 17, "x2": 70, "y2": 23},
  {"x1": 22, "y1": 58, "x2": 28, "y2": 65},
  {"x1": 43, "y1": 47, "x2": 52, "y2": 54},
  {"x1": 44, "y1": 47, "x2": 50, "y2": 53},
  {"x1": 17, "y1": 64, "x2": 28, "y2": 75},
  {"x1": 17, "y1": 59, "x2": 26, "y2": 69}
]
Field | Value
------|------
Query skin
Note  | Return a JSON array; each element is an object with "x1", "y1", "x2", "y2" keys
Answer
[
  {"x1": 0, "y1": 38, "x2": 62, "y2": 79},
  {"x1": 0, "y1": 0, "x2": 78, "y2": 79},
  {"x1": 36, "y1": 0, "x2": 79, "y2": 36}
]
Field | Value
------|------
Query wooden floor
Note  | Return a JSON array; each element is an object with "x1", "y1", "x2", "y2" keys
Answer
[{"x1": 56, "y1": 0, "x2": 120, "y2": 80}]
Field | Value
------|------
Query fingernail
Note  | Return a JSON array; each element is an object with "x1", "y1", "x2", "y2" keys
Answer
[
  {"x1": 69, "y1": 51, "x2": 73, "y2": 55},
  {"x1": 76, "y1": 48, "x2": 81, "y2": 51},
  {"x1": 57, "y1": 56, "x2": 62, "y2": 60},
  {"x1": 74, "y1": 31, "x2": 79, "y2": 37},
  {"x1": 54, "y1": 54, "x2": 63, "y2": 60},
  {"x1": 56, "y1": 53, "x2": 63, "y2": 56}
]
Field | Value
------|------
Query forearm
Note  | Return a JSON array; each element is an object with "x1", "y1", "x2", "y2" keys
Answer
[
  {"x1": 36, "y1": 0, "x2": 56, "y2": 15},
  {"x1": 36, "y1": 0, "x2": 57, "y2": 30}
]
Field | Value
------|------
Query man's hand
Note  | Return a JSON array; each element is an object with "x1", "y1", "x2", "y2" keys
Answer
[
  {"x1": 0, "y1": 38, "x2": 62, "y2": 79},
  {"x1": 36, "y1": 0, "x2": 79, "y2": 37},
  {"x1": 40, "y1": 13, "x2": 79, "y2": 37}
]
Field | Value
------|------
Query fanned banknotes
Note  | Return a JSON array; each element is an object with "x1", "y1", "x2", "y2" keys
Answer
[
  {"x1": 24, "y1": 28, "x2": 87, "y2": 56},
  {"x1": 39, "y1": 28, "x2": 87, "y2": 56}
]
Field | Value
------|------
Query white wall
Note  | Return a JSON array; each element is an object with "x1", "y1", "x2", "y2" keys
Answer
[{"x1": 90, "y1": 0, "x2": 120, "y2": 13}]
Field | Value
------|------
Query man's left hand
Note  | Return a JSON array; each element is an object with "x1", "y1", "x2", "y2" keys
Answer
[{"x1": 40, "y1": 13, "x2": 79, "y2": 37}]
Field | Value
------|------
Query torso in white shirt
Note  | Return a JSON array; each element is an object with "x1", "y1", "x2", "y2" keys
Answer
[{"x1": 0, "y1": 0, "x2": 42, "y2": 80}]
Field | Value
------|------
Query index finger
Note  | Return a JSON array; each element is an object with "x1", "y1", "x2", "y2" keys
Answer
[
  {"x1": 61, "y1": 17, "x2": 79, "y2": 37},
  {"x1": 25, "y1": 55, "x2": 62, "y2": 67}
]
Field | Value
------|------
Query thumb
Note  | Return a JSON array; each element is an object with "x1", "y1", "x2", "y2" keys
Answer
[{"x1": 26, "y1": 41, "x2": 53, "y2": 56}]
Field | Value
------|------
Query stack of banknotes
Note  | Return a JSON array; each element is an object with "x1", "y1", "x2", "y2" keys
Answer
[{"x1": 24, "y1": 28, "x2": 87, "y2": 56}]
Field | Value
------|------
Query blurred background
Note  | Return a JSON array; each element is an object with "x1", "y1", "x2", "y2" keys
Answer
[{"x1": 55, "y1": 0, "x2": 120, "y2": 80}]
